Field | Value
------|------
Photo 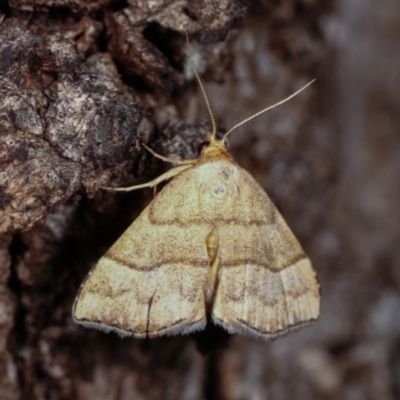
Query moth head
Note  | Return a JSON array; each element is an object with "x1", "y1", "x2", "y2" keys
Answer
[{"x1": 197, "y1": 131, "x2": 230, "y2": 159}]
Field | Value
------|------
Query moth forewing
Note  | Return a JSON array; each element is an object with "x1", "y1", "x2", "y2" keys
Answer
[
  {"x1": 73, "y1": 140, "x2": 319, "y2": 339},
  {"x1": 210, "y1": 165, "x2": 320, "y2": 339}
]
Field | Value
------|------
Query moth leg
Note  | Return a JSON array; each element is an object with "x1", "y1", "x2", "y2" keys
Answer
[
  {"x1": 101, "y1": 164, "x2": 193, "y2": 192},
  {"x1": 143, "y1": 143, "x2": 199, "y2": 165}
]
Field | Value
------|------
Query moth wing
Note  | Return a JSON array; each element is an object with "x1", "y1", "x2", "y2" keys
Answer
[
  {"x1": 212, "y1": 167, "x2": 320, "y2": 339},
  {"x1": 73, "y1": 166, "x2": 215, "y2": 338}
]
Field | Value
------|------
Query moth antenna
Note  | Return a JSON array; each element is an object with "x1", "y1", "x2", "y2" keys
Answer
[
  {"x1": 186, "y1": 33, "x2": 217, "y2": 140},
  {"x1": 222, "y1": 79, "x2": 316, "y2": 141}
]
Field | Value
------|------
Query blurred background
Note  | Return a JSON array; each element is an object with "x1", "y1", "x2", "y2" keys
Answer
[{"x1": 1, "y1": 0, "x2": 400, "y2": 399}]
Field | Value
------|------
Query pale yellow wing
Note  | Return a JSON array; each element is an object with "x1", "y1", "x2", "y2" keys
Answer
[
  {"x1": 211, "y1": 167, "x2": 320, "y2": 339},
  {"x1": 73, "y1": 156, "x2": 319, "y2": 339},
  {"x1": 73, "y1": 165, "x2": 219, "y2": 338}
]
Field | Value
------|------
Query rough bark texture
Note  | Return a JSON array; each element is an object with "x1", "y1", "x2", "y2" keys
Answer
[
  {"x1": 1, "y1": 0, "x2": 400, "y2": 399},
  {"x1": 0, "y1": 19, "x2": 143, "y2": 233}
]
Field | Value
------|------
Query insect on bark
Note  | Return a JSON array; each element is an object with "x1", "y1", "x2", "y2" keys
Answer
[{"x1": 72, "y1": 37, "x2": 320, "y2": 340}]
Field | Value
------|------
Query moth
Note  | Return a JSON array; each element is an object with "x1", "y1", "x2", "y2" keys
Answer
[{"x1": 72, "y1": 49, "x2": 320, "y2": 340}]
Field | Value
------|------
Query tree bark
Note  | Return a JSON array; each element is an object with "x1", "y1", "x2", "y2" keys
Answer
[{"x1": 1, "y1": 0, "x2": 400, "y2": 399}]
